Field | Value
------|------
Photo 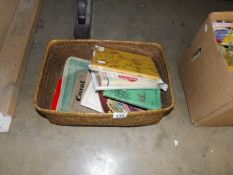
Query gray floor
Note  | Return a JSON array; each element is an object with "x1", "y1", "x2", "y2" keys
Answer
[{"x1": 1, "y1": 0, "x2": 233, "y2": 174}]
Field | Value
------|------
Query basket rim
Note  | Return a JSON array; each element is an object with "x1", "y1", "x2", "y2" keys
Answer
[{"x1": 34, "y1": 39, "x2": 175, "y2": 117}]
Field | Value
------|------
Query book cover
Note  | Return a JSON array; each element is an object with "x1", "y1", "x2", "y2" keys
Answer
[
  {"x1": 56, "y1": 56, "x2": 90, "y2": 112},
  {"x1": 80, "y1": 79, "x2": 103, "y2": 112},
  {"x1": 71, "y1": 71, "x2": 98, "y2": 113},
  {"x1": 90, "y1": 46, "x2": 160, "y2": 80},
  {"x1": 103, "y1": 89, "x2": 162, "y2": 110},
  {"x1": 212, "y1": 21, "x2": 233, "y2": 31},
  {"x1": 213, "y1": 21, "x2": 233, "y2": 71},
  {"x1": 98, "y1": 91, "x2": 144, "y2": 113},
  {"x1": 91, "y1": 71, "x2": 162, "y2": 91},
  {"x1": 51, "y1": 78, "x2": 62, "y2": 110},
  {"x1": 97, "y1": 71, "x2": 162, "y2": 87}
]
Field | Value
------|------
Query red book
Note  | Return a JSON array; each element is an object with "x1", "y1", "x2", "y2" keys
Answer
[{"x1": 51, "y1": 78, "x2": 62, "y2": 110}]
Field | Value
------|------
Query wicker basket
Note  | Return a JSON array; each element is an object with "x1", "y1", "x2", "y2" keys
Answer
[{"x1": 34, "y1": 40, "x2": 174, "y2": 126}]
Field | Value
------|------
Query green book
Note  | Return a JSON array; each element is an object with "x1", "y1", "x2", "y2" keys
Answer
[
  {"x1": 103, "y1": 89, "x2": 162, "y2": 110},
  {"x1": 57, "y1": 56, "x2": 90, "y2": 112}
]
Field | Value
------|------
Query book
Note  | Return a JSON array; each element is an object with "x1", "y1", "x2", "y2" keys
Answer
[
  {"x1": 90, "y1": 46, "x2": 161, "y2": 80},
  {"x1": 98, "y1": 91, "x2": 144, "y2": 113},
  {"x1": 51, "y1": 78, "x2": 62, "y2": 110},
  {"x1": 103, "y1": 89, "x2": 162, "y2": 110},
  {"x1": 212, "y1": 21, "x2": 233, "y2": 31},
  {"x1": 57, "y1": 56, "x2": 90, "y2": 112},
  {"x1": 71, "y1": 71, "x2": 98, "y2": 113},
  {"x1": 213, "y1": 21, "x2": 233, "y2": 72},
  {"x1": 80, "y1": 79, "x2": 103, "y2": 112},
  {"x1": 91, "y1": 71, "x2": 163, "y2": 91}
]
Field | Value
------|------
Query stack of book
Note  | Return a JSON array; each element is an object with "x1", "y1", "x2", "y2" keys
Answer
[
  {"x1": 213, "y1": 20, "x2": 233, "y2": 72},
  {"x1": 51, "y1": 46, "x2": 168, "y2": 113}
]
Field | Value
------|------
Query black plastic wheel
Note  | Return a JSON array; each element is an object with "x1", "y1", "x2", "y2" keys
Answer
[{"x1": 74, "y1": 0, "x2": 93, "y2": 39}]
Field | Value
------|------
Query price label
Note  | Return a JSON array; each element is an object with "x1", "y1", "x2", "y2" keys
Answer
[
  {"x1": 98, "y1": 46, "x2": 105, "y2": 52},
  {"x1": 113, "y1": 112, "x2": 128, "y2": 119}
]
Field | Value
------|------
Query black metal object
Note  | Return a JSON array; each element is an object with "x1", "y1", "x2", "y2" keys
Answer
[
  {"x1": 77, "y1": 0, "x2": 86, "y2": 24},
  {"x1": 74, "y1": 0, "x2": 93, "y2": 39}
]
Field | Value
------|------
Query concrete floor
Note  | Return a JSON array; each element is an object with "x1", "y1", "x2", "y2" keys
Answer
[{"x1": 1, "y1": 0, "x2": 233, "y2": 174}]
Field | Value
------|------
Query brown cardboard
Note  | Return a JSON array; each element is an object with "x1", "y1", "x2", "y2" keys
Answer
[
  {"x1": 177, "y1": 12, "x2": 233, "y2": 126},
  {"x1": 0, "y1": 0, "x2": 42, "y2": 119},
  {"x1": 0, "y1": 0, "x2": 20, "y2": 50}
]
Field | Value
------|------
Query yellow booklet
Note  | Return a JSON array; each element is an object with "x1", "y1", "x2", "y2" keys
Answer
[{"x1": 90, "y1": 46, "x2": 160, "y2": 80}]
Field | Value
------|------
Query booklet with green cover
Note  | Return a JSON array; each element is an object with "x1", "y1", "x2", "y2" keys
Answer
[
  {"x1": 57, "y1": 56, "x2": 90, "y2": 112},
  {"x1": 103, "y1": 89, "x2": 162, "y2": 110}
]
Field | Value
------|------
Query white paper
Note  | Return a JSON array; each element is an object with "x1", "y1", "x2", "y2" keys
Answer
[
  {"x1": 174, "y1": 139, "x2": 179, "y2": 147},
  {"x1": 204, "y1": 24, "x2": 208, "y2": 32},
  {"x1": 159, "y1": 83, "x2": 168, "y2": 92},
  {"x1": 81, "y1": 80, "x2": 103, "y2": 112},
  {"x1": 0, "y1": 113, "x2": 12, "y2": 132}
]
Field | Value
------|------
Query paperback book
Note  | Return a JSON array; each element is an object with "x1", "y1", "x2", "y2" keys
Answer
[
  {"x1": 103, "y1": 89, "x2": 162, "y2": 110},
  {"x1": 213, "y1": 20, "x2": 233, "y2": 72},
  {"x1": 91, "y1": 71, "x2": 163, "y2": 91},
  {"x1": 80, "y1": 78, "x2": 103, "y2": 112},
  {"x1": 90, "y1": 46, "x2": 161, "y2": 80},
  {"x1": 56, "y1": 56, "x2": 90, "y2": 112},
  {"x1": 71, "y1": 72, "x2": 98, "y2": 113},
  {"x1": 51, "y1": 78, "x2": 62, "y2": 110}
]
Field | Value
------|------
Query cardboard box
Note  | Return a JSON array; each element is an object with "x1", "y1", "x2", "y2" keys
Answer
[
  {"x1": 0, "y1": 0, "x2": 42, "y2": 132},
  {"x1": 177, "y1": 12, "x2": 233, "y2": 126}
]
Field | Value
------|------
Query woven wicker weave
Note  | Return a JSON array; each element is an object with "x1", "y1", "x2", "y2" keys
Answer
[{"x1": 34, "y1": 40, "x2": 174, "y2": 126}]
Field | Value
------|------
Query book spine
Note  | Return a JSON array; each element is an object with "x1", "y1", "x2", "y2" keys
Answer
[{"x1": 51, "y1": 78, "x2": 62, "y2": 110}]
